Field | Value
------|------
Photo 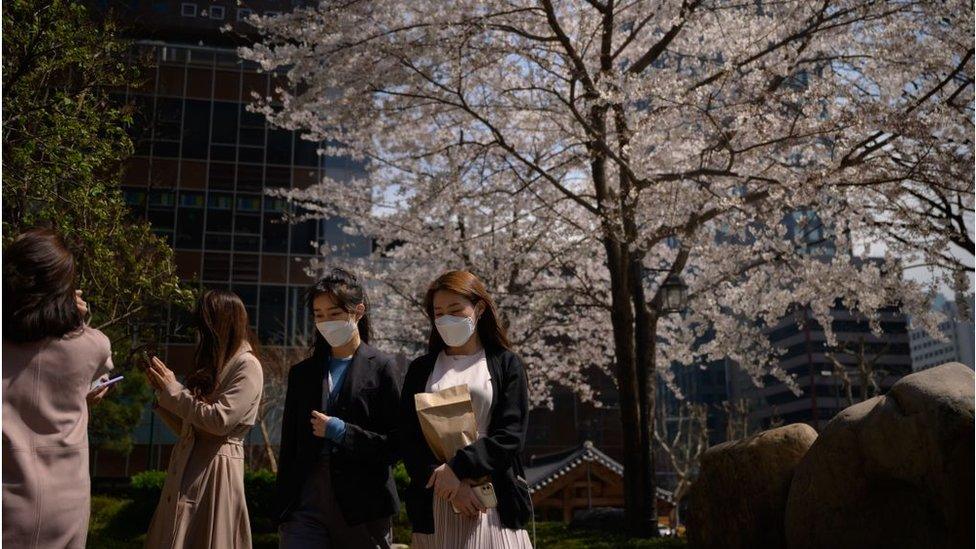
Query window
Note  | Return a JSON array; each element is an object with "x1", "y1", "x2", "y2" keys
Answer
[
  {"x1": 175, "y1": 209, "x2": 204, "y2": 249},
  {"x1": 236, "y1": 195, "x2": 262, "y2": 213},
  {"x1": 180, "y1": 3, "x2": 197, "y2": 17},
  {"x1": 237, "y1": 8, "x2": 252, "y2": 21},
  {"x1": 149, "y1": 190, "x2": 176, "y2": 208},
  {"x1": 209, "y1": 5, "x2": 225, "y2": 19},
  {"x1": 266, "y1": 129, "x2": 293, "y2": 165},
  {"x1": 123, "y1": 189, "x2": 146, "y2": 206},
  {"x1": 179, "y1": 191, "x2": 205, "y2": 208},
  {"x1": 181, "y1": 100, "x2": 211, "y2": 160},
  {"x1": 262, "y1": 213, "x2": 289, "y2": 253},
  {"x1": 259, "y1": 286, "x2": 287, "y2": 343}
]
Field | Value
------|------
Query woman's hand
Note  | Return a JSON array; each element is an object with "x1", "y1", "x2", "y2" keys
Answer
[
  {"x1": 426, "y1": 463, "x2": 461, "y2": 502},
  {"x1": 86, "y1": 384, "x2": 110, "y2": 406},
  {"x1": 310, "y1": 410, "x2": 330, "y2": 438},
  {"x1": 450, "y1": 483, "x2": 487, "y2": 518},
  {"x1": 147, "y1": 356, "x2": 177, "y2": 391}
]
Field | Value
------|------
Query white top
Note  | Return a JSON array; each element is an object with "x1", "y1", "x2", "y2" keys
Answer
[{"x1": 426, "y1": 348, "x2": 493, "y2": 438}]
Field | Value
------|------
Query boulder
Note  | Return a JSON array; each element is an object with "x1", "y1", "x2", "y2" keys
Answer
[
  {"x1": 685, "y1": 423, "x2": 818, "y2": 549},
  {"x1": 785, "y1": 362, "x2": 975, "y2": 549}
]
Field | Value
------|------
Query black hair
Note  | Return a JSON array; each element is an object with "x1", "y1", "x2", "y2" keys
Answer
[{"x1": 306, "y1": 267, "x2": 372, "y2": 359}]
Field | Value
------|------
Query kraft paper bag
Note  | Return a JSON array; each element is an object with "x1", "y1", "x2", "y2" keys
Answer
[{"x1": 414, "y1": 384, "x2": 478, "y2": 462}]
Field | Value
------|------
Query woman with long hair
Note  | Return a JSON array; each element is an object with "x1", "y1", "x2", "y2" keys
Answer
[
  {"x1": 143, "y1": 289, "x2": 264, "y2": 549},
  {"x1": 400, "y1": 270, "x2": 532, "y2": 548},
  {"x1": 3, "y1": 228, "x2": 115, "y2": 548},
  {"x1": 276, "y1": 267, "x2": 401, "y2": 548}
]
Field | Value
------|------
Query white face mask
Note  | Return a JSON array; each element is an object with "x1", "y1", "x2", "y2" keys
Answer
[
  {"x1": 435, "y1": 315, "x2": 476, "y2": 347},
  {"x1": 316, "y1": 319, "x2": 358, "y2": 347}
]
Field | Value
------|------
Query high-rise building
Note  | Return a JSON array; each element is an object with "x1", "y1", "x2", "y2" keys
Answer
[
  {"x1": 910, "y1": 295, "x2": 975, "y2": 371},
  {"x1": 728, "y1": 303, "x2": 913, "y2": 431},
  {"x1": 87, "y1": 1, "x2": 369, "y2": 475}
]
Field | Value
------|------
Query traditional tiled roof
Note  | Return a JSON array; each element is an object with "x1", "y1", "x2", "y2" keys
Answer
[{"x1": 525, "y1": 440, "x2": 674, "y2": 503}]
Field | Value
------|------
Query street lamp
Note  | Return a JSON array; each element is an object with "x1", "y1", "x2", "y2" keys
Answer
[
  {"x1": 645, "y1": 268, "x2": 689, "y2": 314},
  {"x1": 659, "y1": 274, "x2": 689, "y2": 314}
]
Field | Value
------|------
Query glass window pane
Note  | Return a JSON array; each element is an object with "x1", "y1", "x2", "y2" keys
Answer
[
  {"x1": 234, "y1": 214, "x2": 261, "y2": 235},
  {"x1": 233, "y1": 234, "x2": 260, "y2": 252},
  {"x1": 202, "y1": 252, "x2": 231, "y2": 281},
  {"x1": 289, "y1": 219, "x2": 316, "y2": 254},
  {"x1": 147, "y1": 209, "x2": 175, "y2": 230},
  {"x1": 236, "y1": 194, "x2": 261, "y2": 213},
  {"x1": 265, "y1": 166, "x2": 290, "y2": 188},
  {"x1": 153, "y1": 141, "x2": 180, "y2": 157},
  {"x1": 206, "y1": 210, "x2": 232, "y2": 232},
  {"x1": 259, "y1": 285, "x2": 286, "y2": 344},
  {"x1": 262, "y1": 214, "x2": 289, "y2": 253},
  {"x1": 175, "y1": 208, "x2": 204, "y2": 249},
  {"x1": 178, "y1": 191, "x2": 205, "y2": 208},
  {"x1": 232, "y1": 253, "x2": 260, "y2": 281},
  {"x1": 149, "y1": 189, "x2": 176, "y2": 208},
  {"x1": 211, "y1": 101, "x2": 238, "y2": 144},
  {"x1": 154, "y1": 97, "x2": 182, "y2": 140},
  {"x1": 205, "y1": 233, "x2": 232, "y2": 250},
  {"x1": 266, "y1": 129, "x2": 292, "y2": 165},
  {"x1": 232, "y1": 284, "x2": 259, "y2": 327},
  {"x1": 181, "y1": 99, "x2": 211, "y2": 159},
  {"x1": 237, "y1": 165, "x2": 263, "y2": 192},
  {"x1": 208, "y1": 162, "x2": 235, "y2": 190},
  {"x1": 293, "y1": 134, "x2": 320, "y2": 167}
]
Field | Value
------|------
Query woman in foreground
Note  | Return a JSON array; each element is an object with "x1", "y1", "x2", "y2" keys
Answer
[{"x1": 400, "y1": 270, "x2": 533, "y2": 548}]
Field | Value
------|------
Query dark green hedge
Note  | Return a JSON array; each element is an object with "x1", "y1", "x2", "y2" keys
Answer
[{"x1": 126, "y1": 469, "x2": 278, "y2": 533}]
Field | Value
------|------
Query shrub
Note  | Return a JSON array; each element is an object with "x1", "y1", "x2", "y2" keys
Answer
[{"x1": 245, "y1": 469, "x2": 278, "y2": 533}]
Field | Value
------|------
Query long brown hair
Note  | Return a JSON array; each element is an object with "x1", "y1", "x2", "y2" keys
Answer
[
  {"x1": 424, "y1": 270, "x2": 511, "y2": 354},
  {"x1": 185, "y1": 289, "x2": 257, "y2": 397},
  {"x1": 2, "y1": 228, "x2": 84, "y2": 343}
]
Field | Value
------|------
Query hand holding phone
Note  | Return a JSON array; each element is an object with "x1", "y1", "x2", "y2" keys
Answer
[{"x1": 91, "y1": 375, "x2": 124, "y2": 392}]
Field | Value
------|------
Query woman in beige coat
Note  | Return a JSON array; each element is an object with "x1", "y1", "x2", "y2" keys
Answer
[
  {"x1": 2, "y1": 228, "x2": 115, "y2": 549},
  {"x1": 144, "y1": 289, "x2": 263, "y2": 549}
]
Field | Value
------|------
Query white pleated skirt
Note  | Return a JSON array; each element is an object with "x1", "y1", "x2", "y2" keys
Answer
[{"x1": 411, "y1": 496, "x2": 533, "y2": 549}]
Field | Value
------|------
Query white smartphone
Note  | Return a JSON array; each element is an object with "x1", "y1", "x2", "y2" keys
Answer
[{"x1": 91, "y1": 375, "x2": 124, "y2": 391}]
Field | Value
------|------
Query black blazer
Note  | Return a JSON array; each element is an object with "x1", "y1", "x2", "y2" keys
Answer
[
  {"x1": 276, "y1": 342, "x2": 402, "y2": 526},
  {"x1": 399, "y1": 345, "x2": 532, "y2": 534}
]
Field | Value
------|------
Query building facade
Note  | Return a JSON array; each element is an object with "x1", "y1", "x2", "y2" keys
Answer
[
  {"x1": 910, "y1": 295, "x2": 975, "y2": 371},
  {"x1": 728, "y1": 304, "x2": 913, "y2": 432}
]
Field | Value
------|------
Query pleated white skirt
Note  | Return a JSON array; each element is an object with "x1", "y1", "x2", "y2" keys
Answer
[{"x1": 411, "y1": 496, "x2": 532, "y2": 549}]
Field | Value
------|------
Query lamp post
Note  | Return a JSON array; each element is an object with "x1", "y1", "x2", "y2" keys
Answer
[{"x1": 645, "y1": 268, "x2": 689, "y2": 315}]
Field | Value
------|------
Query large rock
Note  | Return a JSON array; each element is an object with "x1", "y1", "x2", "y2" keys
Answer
[
  {"x1": 686, "y1": 423, "x2": 818, "y2": 549},
  {"x1": 786, "y1": 362, "x2": 975, "y2": 549}
]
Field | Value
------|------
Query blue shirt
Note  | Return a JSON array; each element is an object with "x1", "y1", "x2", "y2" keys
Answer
[{"x1": 322, "y1": 356, "x2": 352, "y2": 445}]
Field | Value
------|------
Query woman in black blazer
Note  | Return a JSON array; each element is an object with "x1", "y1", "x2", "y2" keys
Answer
[
  {"x1": 276, "y1": 268, "x2": 401, "y2": 549},
  {"x1": 400, "y1": 270, "x2": 532, "y2": 548}
]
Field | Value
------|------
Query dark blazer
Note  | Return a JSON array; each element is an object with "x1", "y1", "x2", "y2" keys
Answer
[
  {"x1": 276, "y1": 342, "x2": 402, "y2": 526},
  {"x1": 399, "y1": 345, "x2": 532, "y2": 534}
]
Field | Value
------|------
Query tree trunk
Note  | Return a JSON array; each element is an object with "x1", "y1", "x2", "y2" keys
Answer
[
  {"x1": 631, "y1": 258, "x2": 659, "y2": 537},
  {"x1": 259, "y1": 418, "x2": 278, "y2": 474},
  {"x1": 602, "y1": 237, "x2": 646, "y2": 537}
]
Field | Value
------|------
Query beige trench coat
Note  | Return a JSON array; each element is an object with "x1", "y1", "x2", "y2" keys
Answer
[
  {"x1": 145, "y1": 343, "x2": 263, "y2": 549},
  {"x1": 2, "y1": 326, "x2": 114, "y2": 549}
]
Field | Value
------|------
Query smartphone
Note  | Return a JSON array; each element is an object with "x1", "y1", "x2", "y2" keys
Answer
[{"x1": 91, "y1": 375, "x2": 124, "y2": 391}]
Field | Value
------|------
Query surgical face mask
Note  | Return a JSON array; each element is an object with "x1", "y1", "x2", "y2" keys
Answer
[
  {"x1": 435, "y1": 315, "x2": 477, "y2": 347},
  {"x1": 316, "y1": 318, "x2": 358, "y2": 347}
]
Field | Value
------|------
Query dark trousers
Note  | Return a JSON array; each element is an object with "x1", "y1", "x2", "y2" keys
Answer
[{"x1": 278, "y1": 457, "x2": 393, "y2": 549}]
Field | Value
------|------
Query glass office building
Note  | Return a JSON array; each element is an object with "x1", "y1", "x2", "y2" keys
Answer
[{"x1": 117, "y1": 40, "x2": 368, "y2": 349}]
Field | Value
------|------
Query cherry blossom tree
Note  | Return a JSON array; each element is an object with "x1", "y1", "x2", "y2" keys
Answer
[{"x1": 241, "y1": 0, "x2": 972, "y2": 535}]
